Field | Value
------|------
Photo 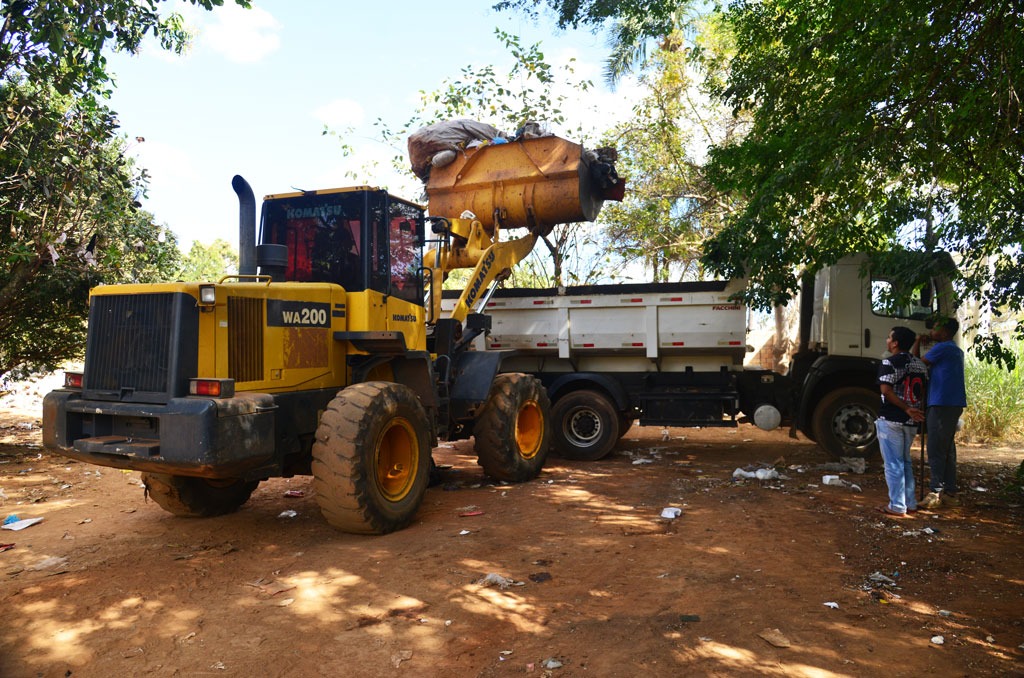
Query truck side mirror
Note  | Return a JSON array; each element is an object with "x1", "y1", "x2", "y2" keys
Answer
[{"x1": 920, "y1": 283, "x2": 933, "y2": 307}]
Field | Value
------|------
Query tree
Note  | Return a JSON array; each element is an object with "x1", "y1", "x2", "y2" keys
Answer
[
  {"x1": 493, "y1": 0, "x2": 694, "y2": 83},
  {"x1": 494, "y1": 2, "x2": 741, "y2": 282},
  {"x1": 178, "y1": 239, "x2": 238, "y2": 282},
  {"x1": 599, "y1": 25, "x2": 743, "y2": 282},
  {"x1": 492, "y1": 0, "x2": 680, "y2": 34},
  {"x1": 1, "y1": 0, "x2": 249, "y2": 96},
  {"x1": 0, "y1": 81, "x2": 182, "y2": 380},
  {"x1": 0, "y1": 0, "x2": 248, "y2": 381},
  {"x1": 698, "y1": 0, "x2": 1023, "y2": 366}
]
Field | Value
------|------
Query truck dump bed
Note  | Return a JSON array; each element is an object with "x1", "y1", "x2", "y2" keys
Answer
[{"x1": 442, "y1": 279, "x2": 749, "y2": 369}]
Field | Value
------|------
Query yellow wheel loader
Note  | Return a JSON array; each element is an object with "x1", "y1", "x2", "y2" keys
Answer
[{"x1": 42, "y1": 133, "x2": 622, "y2": 534}]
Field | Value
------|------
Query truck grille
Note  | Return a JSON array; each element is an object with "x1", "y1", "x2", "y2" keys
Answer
[
  {"x1": 84, "y1": 293, "x2": 199, "y2": 403},
  {"x1": 228, "y1": 296, "x2": 264, "y2": 382}
]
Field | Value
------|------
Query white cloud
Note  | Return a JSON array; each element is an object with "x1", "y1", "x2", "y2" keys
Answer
[
  {"x1": 312, "y1": 99, "x2": 366, "y2": 128},
  {"x1": 201, "y1": 5, "x2": 281, "y2": 64}
]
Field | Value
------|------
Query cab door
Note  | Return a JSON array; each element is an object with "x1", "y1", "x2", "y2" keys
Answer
[{"x1": 835, "y1": 254, "x2": 939, "y2": 359}]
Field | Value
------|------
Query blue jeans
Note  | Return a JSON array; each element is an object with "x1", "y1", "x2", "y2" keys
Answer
[
  {"x1": 926, "y1": 406, "x2": 962, "y2": 495},
  {"x1": 875, "y1": 419, "x2": 919, "y2": 514}
]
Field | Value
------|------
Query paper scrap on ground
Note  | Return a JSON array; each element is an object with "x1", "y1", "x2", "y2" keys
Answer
[{"x1": 2, "y1": 517, "x2": 43, "y2": 531}]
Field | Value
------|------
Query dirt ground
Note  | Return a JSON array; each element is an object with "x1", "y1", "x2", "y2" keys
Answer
[{"x1": 1, "y1": 383, "x2": 1023, "y2": 677}]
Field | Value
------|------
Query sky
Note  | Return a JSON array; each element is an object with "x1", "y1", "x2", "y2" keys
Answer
[{"x1": 105, "y1": 1, "x2": 641, "y2": 250}]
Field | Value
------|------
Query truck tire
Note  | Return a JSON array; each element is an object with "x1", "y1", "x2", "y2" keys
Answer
[
  {"x1": 474, "y1": 373, "x2": 551, "y2": 482},
  {"x1": 811, "y1": 386, "x2": 880, "y2": 459},
  {"x1": 311, "y1": 382, "x2": 431, "y2": 534},
  {"x1": 617, "y1": 413, "x2": 635, "y2": 440},
  {"x1": 551, "y1": 389, "x2": 620, "y2": 461},
  {"x1": 141, "y1": 474, "x2": 259, "y2": 517}
]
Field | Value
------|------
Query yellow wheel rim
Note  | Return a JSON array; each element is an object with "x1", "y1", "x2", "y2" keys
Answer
[
  {"x1": 515, "y1": 400, "x2": 544, "y2": 460},
  {"x1": 375, "y1": 417, "x2": 418, "y2": 501}
]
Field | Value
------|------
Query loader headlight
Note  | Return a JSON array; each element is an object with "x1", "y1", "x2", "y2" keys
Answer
[{"x1": 198, "y1": 284, "x2": 216, "y2": 308}]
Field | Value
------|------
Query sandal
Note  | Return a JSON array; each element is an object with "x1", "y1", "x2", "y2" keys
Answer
[{"x1": 876, "y1": 505, "x2": 912, "y2": 518}]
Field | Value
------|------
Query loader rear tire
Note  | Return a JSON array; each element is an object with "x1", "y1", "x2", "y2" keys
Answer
[
  {"x1": 550, "y1": 389, "x2": 620, "y2": 461},
  {"x1": 474, "y1": 373, "x2": 551, "y2": 482},
  {"x1": 141, "y1": 474, "x2": 259, "y2": 517},
  {"x1": 311, "y1": 382, "x2": 431, "y2": 534}
]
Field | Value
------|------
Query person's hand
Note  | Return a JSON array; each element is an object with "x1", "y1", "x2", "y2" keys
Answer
[
  {"x1": 916, "y1": 333, "x2": 929, "y2": 344},
  {"x1": 907, "y1": 407, "x2": 925, "y2": 422}
]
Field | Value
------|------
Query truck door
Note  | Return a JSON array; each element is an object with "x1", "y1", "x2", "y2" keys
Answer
[
  {"x1": 826, "y1": 258, "x2": 867, "y2": 357},
  {"x1": 829, "y1": 254, "x2": 940, "y2": 359},
  {"x1": 827, "y1": 255, "x2": 937, "y2": 360}
]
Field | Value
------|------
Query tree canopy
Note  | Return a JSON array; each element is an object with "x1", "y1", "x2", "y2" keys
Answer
[
  {"x1": 0, "y1": 0, "x2": 248, "y2": 95},
  {"x1": 700, "y1": 0, "x2": 1023, "y2": 363},
  {"x1": 178, "y1": 238, "x2": 238, "y2": 282}
]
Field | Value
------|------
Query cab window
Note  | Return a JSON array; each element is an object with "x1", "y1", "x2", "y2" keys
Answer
[{"x1": 870, "y1": 277, "x2": 936, "y2": 319}]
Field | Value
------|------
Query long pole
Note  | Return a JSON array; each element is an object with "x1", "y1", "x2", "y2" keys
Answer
[{"x1": 918, "y1": 426, "x2": 926, "y2": 501}]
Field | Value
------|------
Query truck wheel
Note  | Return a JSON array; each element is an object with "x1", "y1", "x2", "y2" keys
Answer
[
  {"x1": 141, "y1": 474, "x2": 259, "y2": 517},
  {"x1": 311, "y1": 382, "x2": 431, "y2": 534},
  {"x1": 551, "y1": 390, "x2": 620, "y2": 461},
  {"x1": 474, "y1": 373, "x2": 551, "y2": 482},
  {"x1": 811, "y1": 386, "x2": 880, "y2": 459}
]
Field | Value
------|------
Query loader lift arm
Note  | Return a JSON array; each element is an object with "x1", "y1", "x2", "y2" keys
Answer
[{"x1": 424, "y1": 215, "x2": 544, "y2": 325}]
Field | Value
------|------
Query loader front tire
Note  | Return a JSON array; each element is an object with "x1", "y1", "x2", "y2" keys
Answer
[
  {"x1": 311, "y1": 382, "x2": 431, "y2": 534},
  {"x1": 141, "y1": 474, "x2": 259, "y2": 517},
  {"x1": 474, "y1": 373, "x2": 551, "y2": 482}
]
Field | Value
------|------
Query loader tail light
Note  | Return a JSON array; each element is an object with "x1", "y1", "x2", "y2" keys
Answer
[
  {"x1": 64, "y1": 372, "x2": 83, "y2": 389},
  {"x1": 189, "y1": 378, "x2": 235, "y2": 398}
]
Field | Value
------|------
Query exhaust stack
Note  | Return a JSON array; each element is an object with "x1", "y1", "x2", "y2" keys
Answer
[{"x1": 232, "y1": 175, "x2": 256, "y2": 276}]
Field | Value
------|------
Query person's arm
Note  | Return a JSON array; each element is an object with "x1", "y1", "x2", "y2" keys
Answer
[
  {"x1": 880, "y1": 383, "x2": 925, "y2": 422},
  {"x1": 912, "y1": 334, "x2": 930, "y2": 363}
]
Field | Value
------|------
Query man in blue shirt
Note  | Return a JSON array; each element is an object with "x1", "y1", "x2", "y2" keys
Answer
[
  {"x1": 913, "y1": 318, "x2": 967, "y2": 509},
  {"x1": 876, "y1": 326, "x2": 929, "y2": 516}
]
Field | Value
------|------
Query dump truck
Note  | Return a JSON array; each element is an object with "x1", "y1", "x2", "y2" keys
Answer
[
  {"x1": 42, "y1": 131, "x2": 621, "y2": 533},
  {"x1": 441, "y1": 253, "x2": 957, "y2": 460}
]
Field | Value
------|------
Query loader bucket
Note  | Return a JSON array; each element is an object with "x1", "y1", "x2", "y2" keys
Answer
[{"x1": 425, "y1": 136, "x2": 603, "y2": 233}]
